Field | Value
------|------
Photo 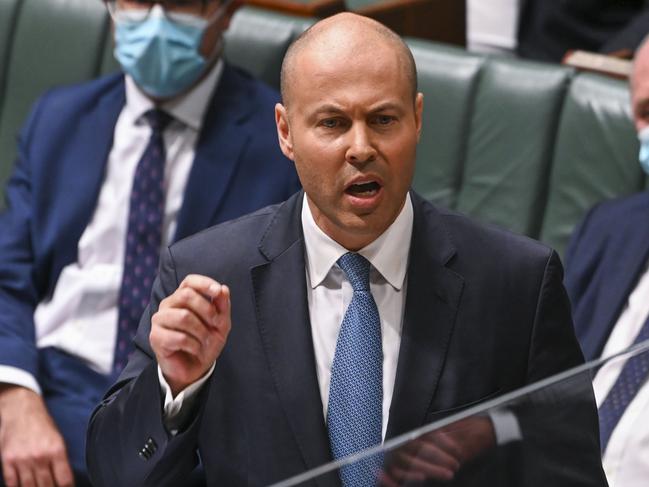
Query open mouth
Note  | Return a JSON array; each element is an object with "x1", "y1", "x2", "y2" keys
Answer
[{"x1": 345, "y1": 181, "x2": 382, "y2": 197}]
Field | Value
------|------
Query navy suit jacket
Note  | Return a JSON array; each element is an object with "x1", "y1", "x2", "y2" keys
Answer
[
  {"x1": 565, "y1": 191, "x2": 649, "y2": 361},
  {"x1": 0, "y1": 63, "x2": 300, "y2": 380},
  {"x1": 87, "y1": 192, "x2": 605, "y2": 486},
  {"x1": 517, "y1": 0, "x2": 649, "y2": 62}
]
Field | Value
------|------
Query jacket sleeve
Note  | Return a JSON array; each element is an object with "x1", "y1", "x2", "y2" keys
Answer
[
  {"x1": 515, "y1": 251, "x2": 608, "y2": 487},
  {"x1": 0, "y1": 94, "x2": 51, "y2": 380},
  {"x1": 86, "y1": 247, "x2": 210, "y2": 487}
]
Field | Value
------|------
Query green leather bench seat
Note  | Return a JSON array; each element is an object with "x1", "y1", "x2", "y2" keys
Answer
[
  {"x1": 407, "y1": 39, "x2": 641, "y2": 255},
  {"x1": 540, "y1": 74, "x2": 643, "y2": 252},
  {"x1": 0, "y1": 2, "x2": 644, "y2": 257}
]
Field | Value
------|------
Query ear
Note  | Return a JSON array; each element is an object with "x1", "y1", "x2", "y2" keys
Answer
[
  {"x1": 221, "y1": 0, "x2": 242, "y2": 30},
  {"x1": 275, "y1": 103, "x2": 295, "y2": 160},
  {"x1": 414, "y1": 92, "x2": 424, "y2": 142}
]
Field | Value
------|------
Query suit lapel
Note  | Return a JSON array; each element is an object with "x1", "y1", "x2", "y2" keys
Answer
[
  {"x1": 583, "y1": 219, "x2": 649, "y2": 360},
  {"x1": 386, "y1": 194, "x2": 464, "y2": 439},
  {"x1": 251, "y1": 194, "x2": 339, "y2": 487},
  {"x1": 60, "y1": 78, "x2": 125, "y2": 267},
  {"x1": 174, "y1": 65, "x2": 255, "y2": 240}
]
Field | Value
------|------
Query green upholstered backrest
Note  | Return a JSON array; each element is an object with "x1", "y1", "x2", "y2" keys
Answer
[
  {"x1": 456, "y1": 58, "x2": 572, "y2": 238},
  {"x1": 408, "y1": 39, "x2": 484, "y2": 209},
  {"x1": 406, "y1": 36, "x2": 636, "y2": 258},
  {"x1": 0, "y1": 0, "x2": 22, "y2": 122},
  {"x1": 0, "y1": 0, "x2": 112, "y2": 196},
  {"x1": 224, "y1": 6, "x2": 314, "y2": 91},
  {"x1": 540, "y1": 74, "x2": 641, "y2": 255}
]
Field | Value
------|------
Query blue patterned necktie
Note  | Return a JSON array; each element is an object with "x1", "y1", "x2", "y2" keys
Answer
[
  {"x1": 113, "y1": 109, "x2": 172, "y2": 374},
  {"x1": 327, "y1": 252, "x2": 383, "y2": 486},
  {"x1": 598, "y1": 314, "x2": 649, "y2": 452}
]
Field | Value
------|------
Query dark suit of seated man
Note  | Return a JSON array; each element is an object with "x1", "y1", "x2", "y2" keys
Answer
[
  {"x1": 0, "y1": 1, "x2": 300, "y2": 486},
  {"x1": 564, "y1": 37, "x2": 649, "y2": 486},
  {"x1": 87, "y1": 12, "x2": 607, "y2": 487}
]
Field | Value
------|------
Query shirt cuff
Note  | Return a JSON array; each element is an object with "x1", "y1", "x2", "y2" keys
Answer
[
  {"x1": 489, "y1": 408, "x2": 522, "y2": 445},
  {"x1": 158, "y1": 362, "x2": 216, "y2": 435},
  {"x1": 0, "y1": 366, "x2": 42, "y2": 395}
]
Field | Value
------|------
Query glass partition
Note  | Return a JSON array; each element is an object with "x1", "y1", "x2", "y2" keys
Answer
[{"x1": 271, "y1": 340, "x2": 649, "y2": 487}]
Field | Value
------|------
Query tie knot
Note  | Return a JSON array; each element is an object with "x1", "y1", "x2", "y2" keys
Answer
[
  {"x1": 337, "y1": 252, "x2": 371, "y2": 292},
  {"x1": 143, "y1": 109, "x2": 173, "y2": 134}
]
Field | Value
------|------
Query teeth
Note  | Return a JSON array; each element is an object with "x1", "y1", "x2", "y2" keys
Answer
[{"x1": 348, "y1": 181, "x2": 380, "y2": 196}]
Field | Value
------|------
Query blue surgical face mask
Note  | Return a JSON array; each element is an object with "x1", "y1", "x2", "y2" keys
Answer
[
  {"x1": 638, "y1": 126, "x2": 649, "y2": 176},
  {"x1": 114, "y1": 5, "x2": 223, "y2": 99}
]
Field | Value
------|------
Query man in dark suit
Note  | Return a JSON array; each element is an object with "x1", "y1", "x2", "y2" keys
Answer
[
  {"x1": 87, "y1": 12, "x2": 605, "y2": 487},
  {"x1": 0, "y1": 1, "x2": 299, "y2": 486},
  {"x1": 517, "y1": 0, "x2": 649, "y2": 62},
  {"x1": 564, "y1": 37, "x2": 649, "y2": 485}
]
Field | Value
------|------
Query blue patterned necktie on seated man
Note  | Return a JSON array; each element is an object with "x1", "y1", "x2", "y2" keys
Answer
[
  {"x1": 327, "y1": 252, "x2": 383, "y2": 486},
  {"x1": 113, "y1": 109, "x2": 172, "y2": 374},
  {"x1": 598, "y1": 314, "x2": 649, "y2": 452}
]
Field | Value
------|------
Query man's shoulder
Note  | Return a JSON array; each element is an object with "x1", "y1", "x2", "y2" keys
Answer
[
  {"x1": 168, "y1": 198, "x2": 290, "y2": 264},
  {"x1": 36, "y1": 73, "x2": 124, "y2": 112},
  {"x1": 221, "y1": 63, "x2": 280, "y2": 108},
  {"x1": 586, "y1": 191, "x2": 649, "y2": 229},
  {"x1": 416, "y1": 195, "x2": 552, "y2": 258}
]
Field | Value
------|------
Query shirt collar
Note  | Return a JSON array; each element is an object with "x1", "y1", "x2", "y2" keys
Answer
[
  {"x1": 124, "y1": 58, "x2": 224, "y2": 131},
  {"x1": 301, "y1": 192, "x2": 413, "y2": 291}
]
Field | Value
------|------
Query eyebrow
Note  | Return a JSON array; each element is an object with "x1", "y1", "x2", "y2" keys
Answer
[{"x1": 308, "y1": 101, "x2": 405, "y2": 117}]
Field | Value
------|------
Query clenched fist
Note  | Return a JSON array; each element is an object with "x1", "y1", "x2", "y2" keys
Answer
[{"x1": 150, "y1": 275, "x2": 231, "y2": 396}]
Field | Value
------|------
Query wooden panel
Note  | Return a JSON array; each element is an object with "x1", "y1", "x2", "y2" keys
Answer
[
  {"x1": 245, "y1": 0, "x2": 345, "y2": 17},
  {"x1": 244, "y1": 0, "x2": 465, "y2": 45},
  {"x1": 356, "y1": 0, "x2": 465, "y2": 45}
]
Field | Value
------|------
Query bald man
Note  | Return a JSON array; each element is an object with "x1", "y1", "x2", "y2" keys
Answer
[
  {"x1": 87, "y1": 13, "x2": 605, "y2": 486},
  {"x1": 565, "y1": 37, "x2": 649, "y2": 486}
]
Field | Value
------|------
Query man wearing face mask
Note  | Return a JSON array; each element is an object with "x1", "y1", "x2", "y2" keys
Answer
[
  {"x1": 0, "y1": 1, "x2": 300, "y2": 486},
  {"x1": 564, "y1": 36, "x2": 649, "y2": 487}
]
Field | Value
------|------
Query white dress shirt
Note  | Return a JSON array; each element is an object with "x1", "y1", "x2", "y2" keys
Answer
[
  {"x1": 161, "y1": 194, "x2": 414, "y2": 438},
  {"x1": 467, "y1": 0, "x2": 521, "y2": 54},
  {"x1": 0, "y1": 61, "x2": 223, "y2": 394},
  {"x1": 592, "y1": 259, "x2": 649, "y2": 487},
  {"x1": 302, "y1": 193, "x2": 413, "y2": 440}
]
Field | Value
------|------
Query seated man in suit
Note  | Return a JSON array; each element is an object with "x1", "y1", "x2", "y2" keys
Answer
[
  {"x1": 564, "y1": 36, "x2": 649, "y2": 487},
  {"x1": 0, "y1": 1, "x2": 299, "y2": 486},
  {"x1": 517, "y1": 0, "x2": 649, "y2": 62},
  {"x1": 87, "y1": 12, "x2": 606, "y2": 486}
]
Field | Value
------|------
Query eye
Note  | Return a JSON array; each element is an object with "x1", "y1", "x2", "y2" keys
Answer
[
  {"x1": 318, "y1": 118, "x2": 346, "y2": 129},
  {"x1": 372, "y1": 114, "x2": 396, "y2": 126}
]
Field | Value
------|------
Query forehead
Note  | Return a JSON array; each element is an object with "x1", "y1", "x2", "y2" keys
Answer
[{"x1": 290, "y1": 39, "x2": 411, "y2": 111}]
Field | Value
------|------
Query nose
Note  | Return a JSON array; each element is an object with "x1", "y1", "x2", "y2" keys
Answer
[{"x1": 345, "y1": 123, "x2": 377, "y2": 165}]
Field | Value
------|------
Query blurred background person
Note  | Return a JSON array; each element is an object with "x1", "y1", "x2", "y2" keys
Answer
[
  {"x1": 564, "y1": 35, "x2": 649, "y2": 487},
  {"x1": 0, "y1": 1, "x2": 299, "y2": 486},
  {"x1": 518, "y1": 0, "x2": 649, "y2": 62}
]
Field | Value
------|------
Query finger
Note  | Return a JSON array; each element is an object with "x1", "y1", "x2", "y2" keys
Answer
[
  {"x1": 16, "y1": 464, "x2": 36, "y2": 487},
  {"x1": 33, "y1": 462, "x2": 55, "y2": 487},
  {"x1": 154, "y1": 327, "x2": 202, "y2": 358},
  {"x1": 212, "y1": 285, "x2": 231, "y2": 331},
  {"x1": 416, "y1": 438, "x2": 461, "y2": 471},
  {"x1": 430, "y1": 431, "x2": 464, "y2": 462},
  {"x1": 407, "y1": 453, "x2": 457, "y2": 481},
  {"x1": 1, "y1": 460, "x2": 18, "y2": 487},
  {"x1": 50, "y1": 454, "x2": 74, "y2": 487},
  {"x1": 153, "y1": 307, "x2": 212, "y2": 346},
  {"x1": 178, "y1": 275, "x2": 223, "y2": 300},
  {"x1": 161, "y1": 286, "x2": 218, "y2": 328}
]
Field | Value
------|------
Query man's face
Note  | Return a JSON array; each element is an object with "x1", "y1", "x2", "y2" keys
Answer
[
  {"x1": 112, "y1": 0, "x2": 233, "y2": 58},
  {"x1": 276, "y1": 41, "x2": 423, "y2": 250}
]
